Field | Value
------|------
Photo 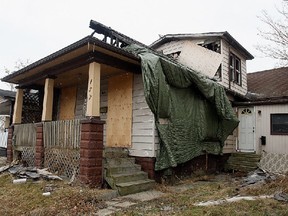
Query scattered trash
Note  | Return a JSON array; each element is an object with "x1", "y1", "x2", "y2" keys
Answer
[
  {"x1": 13, "y1": 178, "x2": 27, "y2": 184},
  {"x1": 194, "y1": 195, "x2": 273, "y2": 206},
  {"x1": 0, "y1": 163, "x2": 63, "y2": 182},
  {"x1": 240, "y1": 169, "x2": 276, "y2": 187},
  {"x1": 274, "y1": 192, "x2": 288, "y2": 202},
  {"x1": 42, "y1": 192, "x2": 51, "y2": 196},
  {"x1": 0, "y1": 165, "x2": 11, "y2": 173}
]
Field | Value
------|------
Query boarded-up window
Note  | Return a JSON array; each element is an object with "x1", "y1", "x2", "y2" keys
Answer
[
  {"x1": 59, "y1": 86, "x2": 77, "y2": 120},
  {"x1": 106, "y1": 73, "x2": 133, "y2": 147}
]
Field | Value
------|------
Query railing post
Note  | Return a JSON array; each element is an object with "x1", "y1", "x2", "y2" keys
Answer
[
  {"x1": 35, "y1": 123, "x2": 44, "y2": 168},
  {"x1": 79, "y1": 117, "x2": 104, "y2": 187},
  {"x1": 6, "y1": 125, "x2": 14, "y2": 163}
]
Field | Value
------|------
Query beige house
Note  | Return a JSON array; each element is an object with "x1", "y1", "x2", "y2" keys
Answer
[{"x1": 150, "y1": 32, "x2": 254, "y2": 153}]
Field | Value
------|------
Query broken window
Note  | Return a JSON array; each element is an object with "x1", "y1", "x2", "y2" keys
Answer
[
  {"x1": 214, "y1": 64, "x2": 222, "y2": 81},
  {"x1": 229, "y1": 53, "x2": 241, "y2": 85},
  {"x1": 167, "y1": 51, "x2": 181, "y2": 60},
  {"x1": 198, "y1": 40, "x2": 221, "y2": 53}
]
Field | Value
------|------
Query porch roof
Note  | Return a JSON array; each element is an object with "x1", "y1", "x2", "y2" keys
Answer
[{"x1": 1, "y1": 35, "x2": 141, "y2": 87}]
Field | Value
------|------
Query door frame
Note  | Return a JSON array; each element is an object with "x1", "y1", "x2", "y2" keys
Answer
[{"x1": 237, "y1": 107, "x2": 256, "y2": 152}]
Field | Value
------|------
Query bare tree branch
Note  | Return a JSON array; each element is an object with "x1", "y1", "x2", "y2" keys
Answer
[{"x1": 256, "y1": 1, "x2": 288, "y2": 66}]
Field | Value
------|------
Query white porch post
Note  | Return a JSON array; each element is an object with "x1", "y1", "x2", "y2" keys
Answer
[
  {"x1": 12, "y1": 88, "x2": 23, "y2": 124},
  {"x1": 86, "y1": 62, "x2": 101, "y2": 117},
  {"x1": 41, "y1": 78, "x2": 54, "y2": 121}
]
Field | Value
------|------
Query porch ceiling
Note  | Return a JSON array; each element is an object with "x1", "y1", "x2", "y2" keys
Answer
[{"x1": 34, "y1": 64, "x2": 131, "y2": 88}]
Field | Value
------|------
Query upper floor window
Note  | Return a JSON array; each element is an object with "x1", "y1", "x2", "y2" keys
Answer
[{"x1": 229, "y1": 53, "x2": 241, "y2": 85}]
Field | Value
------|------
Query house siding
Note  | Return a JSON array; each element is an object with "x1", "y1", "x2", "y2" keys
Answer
[
  {"x1": 220, "y1": 40, "x2": 247, "y2": 96},
  {"x1": 130, "y1": 74, "x2": 158, "y2": 157},
  {"x1": 255, "y1": 104, "x2": 288, "y2": 154}
]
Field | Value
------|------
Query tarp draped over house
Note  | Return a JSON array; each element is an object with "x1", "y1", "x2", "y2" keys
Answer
[{"x1": 125, "y1": 45, "x2": 239, "y2": 171}]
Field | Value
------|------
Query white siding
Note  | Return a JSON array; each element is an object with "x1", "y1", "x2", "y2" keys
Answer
[
  {"x1": 255, "y1": 104, "x2": 288, "y2": 154},
  {"x1": 220, "y1": 40, "x2": 247, "y2": 95},
  {"x1": 130, "y1": 74, "x2": 158, "y2": 157},
  {"x1": 223, "y1": 107, "x2": 238, "y2": 153},
  {"x1": 100, "y1": 78, "x2": 108, "y2": 146}
]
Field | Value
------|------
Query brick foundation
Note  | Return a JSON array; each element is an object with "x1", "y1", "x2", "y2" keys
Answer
[
  {"x1": 6, "y1": 126, "x2": 14, "y2": 163},
  {"x1": 79, "y1": 118, "x2": 104, "y2": 187},
  {"x1": 135, "y1": 157, "x2": 156, "y2": 179},
  {"x1": 35, "y1": 123, "x2": 44, "y2": 168},
  {"x1": 135, "y1": 154, "x2": 231, "y2": 183}
]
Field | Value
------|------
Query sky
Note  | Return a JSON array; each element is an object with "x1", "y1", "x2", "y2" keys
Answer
[{"x1": 0, "y1": 0, "x2": 284, "y2": 90}]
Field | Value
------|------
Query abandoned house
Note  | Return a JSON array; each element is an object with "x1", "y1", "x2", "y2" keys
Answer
[
  {"x1": 0, "y1": 89, "x2": 15, "y2": 154},
  {"x1": 1, "y1": 20, "x2": 252, "y2": 195}
]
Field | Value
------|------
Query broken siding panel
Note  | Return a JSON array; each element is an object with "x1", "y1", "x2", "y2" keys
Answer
[
  {"x1": 131, "y1": 74, "x2": 156, "y2": 157},
  {"x1": 223, "y1": 130, "x2": 237, "y2": 153},
  {"x1": 100, "y1": 77, "x2": 108, "y2": 146}
]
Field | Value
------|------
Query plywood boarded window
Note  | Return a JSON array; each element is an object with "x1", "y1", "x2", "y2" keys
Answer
[
  {"x1": 106, "y1": 73, "x2": 133, "y2": 147},
  {"x1": 59, "y1": 86, "x2": 77, "y2": 120}
]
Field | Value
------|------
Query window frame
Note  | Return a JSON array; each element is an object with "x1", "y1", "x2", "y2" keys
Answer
[
  {"x1": 229, "y1": 53, "x2": 242, "y2": 86},
  {"x1": 270, "y1": 113, "x2": 288, "y2": 135}
]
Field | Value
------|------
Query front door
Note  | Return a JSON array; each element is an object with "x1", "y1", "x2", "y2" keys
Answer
[{"x1": 238, "y1": 108, "x2": 255, "y2": 152}]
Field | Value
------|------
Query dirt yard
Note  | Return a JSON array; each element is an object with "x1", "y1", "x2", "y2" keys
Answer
[{"x1": 0, "y1": 168, "x2": 288, "y2": 215}]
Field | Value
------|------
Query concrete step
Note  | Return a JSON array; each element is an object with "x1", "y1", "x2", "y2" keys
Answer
[
  {"x1": 104, "y1": 157, "x2": 135, "y2": 167},
  {"x1": 116, "y1": 179, "x2": 155, "y2": 196},
  {"x1": 231, "y1": 152, "x2": 261, "y2": 159},
  {"x1": 226, "y1": 152, "x2": 261, "y2": 172},
  {"x1": 228, "y1": 157, "x2": 260, "y2": 163},
  {"x1": 104, "y1": 147, "x2": 129, "y2": 158},
  {"x1": 105, "y1": 164, "x2": 142, "y2": 177},
  {"x1": 111, "y1": 171, "x2": 148, "y2": 184},
  {"x1": 226, "y1": 164, "x2": 258, "y2": 172}
]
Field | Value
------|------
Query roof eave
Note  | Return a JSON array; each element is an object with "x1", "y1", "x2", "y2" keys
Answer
[{"x1": 1, "y1": 36, "x2": 140, "y2": 83}]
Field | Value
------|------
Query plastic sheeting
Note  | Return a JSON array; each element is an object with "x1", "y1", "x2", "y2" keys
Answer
[{"x1": 125, "y1": 45, "x2": 239, "y2": 171}]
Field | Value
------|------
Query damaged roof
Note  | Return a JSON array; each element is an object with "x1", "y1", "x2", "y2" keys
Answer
[
  {"x1": 247, "y1": 67, "x2": 288, "y2": 99},
  {"x1": 150, "y1": 32, "x2": 254, "y2": 60},
  {"x1": 1, "y1": 20, "x2": 143, "y2": 84},
  {"x1": 0, "y1": 89, "x2": 15, "y2": 99}
]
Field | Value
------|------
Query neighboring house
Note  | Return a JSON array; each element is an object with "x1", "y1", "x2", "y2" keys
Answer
[
  {"x1": 150, "y1": 32, "x2": 254, "y2": 153},
  {"x1": 0, "y1": 89, "x2": 15, "y2": 150},
  {"x1": 1, "y1": 20, "x2": 238, "y2": 190},
  {"x1": 233, "y1": 67, "x2": 288, "y2": 173}
]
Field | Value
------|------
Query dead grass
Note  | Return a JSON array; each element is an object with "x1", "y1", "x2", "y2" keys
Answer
[
  {"x1": 0, "y1": 173, "x2": 109, "y2": 215},
  {"x1": 116, "y1": 174, "x2": 288, "y2": 216},
  {"x1": 1, "y1": 172, "x2": 288, "y2": 215}
]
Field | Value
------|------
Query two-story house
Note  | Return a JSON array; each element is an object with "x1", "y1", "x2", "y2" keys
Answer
[{"x1": 150, "y1": 32, "x2": 254, "y2": 154}]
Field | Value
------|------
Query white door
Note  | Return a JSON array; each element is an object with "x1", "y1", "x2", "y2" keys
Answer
[{"x1": 238, "y1": 108, "x2": 255, "y2": 152}]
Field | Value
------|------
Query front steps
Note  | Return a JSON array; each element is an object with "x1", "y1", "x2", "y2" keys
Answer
[
  {"x1": 226, "y1": 152, "x2": 261, "y2": 172},
  {"x1": 104, "y1": 148, "x2": 155, "y2": 196}
]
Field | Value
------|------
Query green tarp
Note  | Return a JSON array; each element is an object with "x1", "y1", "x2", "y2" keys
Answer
[{"x1": 125, "y1": 45, "x2": 239, "y2": 171}]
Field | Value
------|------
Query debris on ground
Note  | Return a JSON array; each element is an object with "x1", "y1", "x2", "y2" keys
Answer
[
  {"x1": 0, "y1": 163, "x2": 62, "y2": 182},
  {"x1": 194, "y1": 195, "x2": 273, "y2": 206},
  {"x1": 274, "y1": 191, "x2": 288, "y2": 202},
  {"x1": 240, "y1": 169, "x2": 276, "y2": 187}
]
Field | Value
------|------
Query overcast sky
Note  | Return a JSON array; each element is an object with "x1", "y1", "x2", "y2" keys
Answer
[{"x1": 0, "y1": 0, "x2": 284, "y2": 90}]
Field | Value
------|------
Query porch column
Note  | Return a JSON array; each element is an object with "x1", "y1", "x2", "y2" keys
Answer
[
  {"x1": 12, "y1": 88, "x2": 23, "y2": 124},
  {"x1": 79, "y1": 119, "x2": 104, "y2": 187},
  {"x1": 86, "y1": 62, "x2": 101, "y2": 117},
  {"x1": 42, "y1": 78, "x2": 54, "y2": 121}
]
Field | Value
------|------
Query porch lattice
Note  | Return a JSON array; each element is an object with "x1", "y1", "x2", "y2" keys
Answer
[
  {"x1": 13, "y1": 123, "x2": 36, "y2": 167},
  {"x1": 43, "y1": 119, "x2": 81, "y2": 178}
]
